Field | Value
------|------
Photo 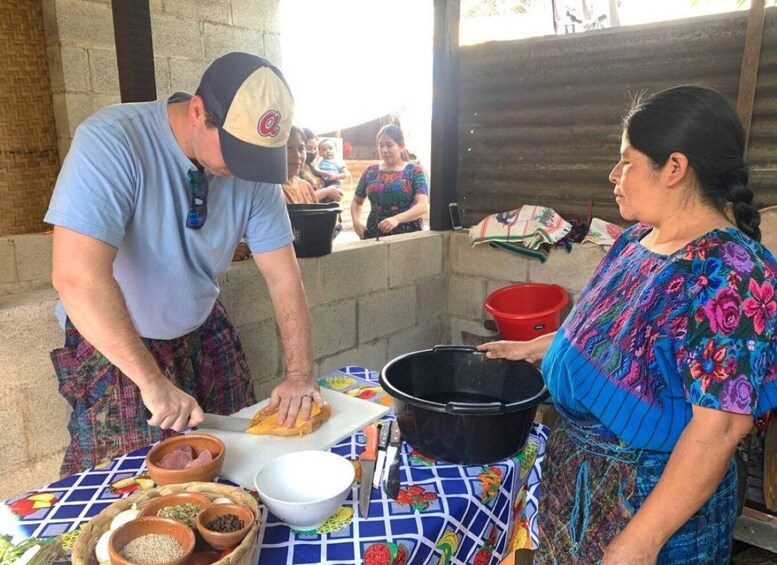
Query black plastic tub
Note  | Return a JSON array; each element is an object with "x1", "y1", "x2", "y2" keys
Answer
[
  {"x1": 287, "y1": 203, "x2": 341, "y2": 258},
  {"x1": 379, "y1": 345, "x2": 548, "y2": 465}
]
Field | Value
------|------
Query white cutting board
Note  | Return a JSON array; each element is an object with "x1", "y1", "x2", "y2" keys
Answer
[{"x1": 195, "y1": 388, "x2": 388, "y2": 488}]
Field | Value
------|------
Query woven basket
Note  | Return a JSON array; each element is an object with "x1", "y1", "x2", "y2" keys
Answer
[{"x1": 71, "y1": 482, "x2": 260, "y2": 565}]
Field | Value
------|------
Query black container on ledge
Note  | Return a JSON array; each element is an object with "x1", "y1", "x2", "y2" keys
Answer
[
  {"x1": 287, "y1": 203, "x2": 341, "y2": 258},
  {"x1": 379, "y1": 345, "x2": 548, "y2": 465}
]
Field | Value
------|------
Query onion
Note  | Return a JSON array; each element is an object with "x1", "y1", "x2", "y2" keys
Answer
[
  {"x1": 211, "y1": 497, "x2": 233, "y2": 505},
  {"x1": 109, "y1": 504, "x2": 140, "y2": 531},
  {"x1": 95, "y1": 530, "x2": 112, "y2": 563}
]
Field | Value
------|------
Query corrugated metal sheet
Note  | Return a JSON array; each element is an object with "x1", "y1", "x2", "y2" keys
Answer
[{"x1": 457, "y1": 9, "x2": 777, "y2": 227}]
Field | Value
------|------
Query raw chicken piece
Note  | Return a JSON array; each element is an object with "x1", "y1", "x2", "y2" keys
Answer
[
  {"x1": 185, "y1": 450, "x2": 213, "y2": 469},
  {"x1": 156, "y1": 445, "x2": 194, "y2": 470}
]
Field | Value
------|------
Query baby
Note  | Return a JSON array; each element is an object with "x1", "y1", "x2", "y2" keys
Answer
[{"x1": 312, "y1": 139, "x2": 347, "y2": 188}]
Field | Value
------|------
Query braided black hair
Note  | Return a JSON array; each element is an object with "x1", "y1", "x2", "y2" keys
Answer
[{"x1": 624, "y1": 85, "x2": 761, "y2": 242}]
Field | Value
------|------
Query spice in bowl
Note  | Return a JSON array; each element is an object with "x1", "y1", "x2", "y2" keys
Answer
[
  {"x1": 120, "y1": 533, "x2": 182, "y2": 564},
  {"x1": 206, "y1": 513, "x2": 244, "y2": 533},
  {"x1": 156, "y1": 503, "x2": 202, "y2": 528}
]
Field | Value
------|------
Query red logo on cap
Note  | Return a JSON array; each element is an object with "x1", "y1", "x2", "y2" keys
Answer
[{"x1": 257, "y1": 110, "x2": 281, "y2": 137}]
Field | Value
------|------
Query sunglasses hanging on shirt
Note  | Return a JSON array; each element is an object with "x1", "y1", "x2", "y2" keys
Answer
[{"x1": 186, "y1": 169, "x2": 209, "y2": 229}]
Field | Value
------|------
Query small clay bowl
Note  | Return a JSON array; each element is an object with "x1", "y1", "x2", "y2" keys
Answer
[
  {"x1": 108, "y1": 516, "x2": 194, "y2": 565},
  {"x1": 138, "y1": 492, "x2": 211, "y2": 528},
  {"x1": 145, "y1": 434, "x2": 225, "y2": 486},
  {"x1": 195, "y1": 503, "x2": 255, "y2": 550}
]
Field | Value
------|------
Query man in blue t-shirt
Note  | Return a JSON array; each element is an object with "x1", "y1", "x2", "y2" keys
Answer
[{"x1": 45, "y1": 52, "x2": 322, "y2": 476}]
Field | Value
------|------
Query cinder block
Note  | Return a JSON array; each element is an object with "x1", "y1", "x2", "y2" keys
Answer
[
  {"x1": 0, "y1": 239, "x2": 17, "y2": 285},
  {"x1": 0, "y1": 290, "x2": 63, "y2": 385},
  {"x1": 527, "y1": 245, "x2": 606, "y2": 297},
  {"x1": 415, "y1": 276, "x2": 447, "y2": 324},
  {"x1": 168, "y1": 58, "x2": 209, "y2": 95},
  {"x1": 52, "y1": 93, "x2": 71, "y2": 141},
  {"x1": 236, "y1": 320, "x2": 281, "y2": 386},
  {"x1": 319, "y1": 243, "x2": 388, "y2": 303},
  {"x1": 0, "y1": 401, "x2": 28, "y2": 476},
  {"x1": 387, "y1": 322, "x2": 442, "y2": 360},
  {"x1": 0, "y1": 449, "x2": 65, "y2": 502},
  {"x1": 485, "y1": 278, "x2": 520, "y2": 298},
  {"x1": 297, "y1": 257, "x2": 323, "y2": 308},
  {"x1": 448, "y1": 275, "x2": 486, "y2": 319},
  {"x1": 154, "y1": 57, "x2": 172, "y2": 95},
  {"x1": 47, "y1": 44, "x2": 89, "y2": 93},
  {"x1": 14, "y1": 234, "x2": 53, "y2": 284},
  {"x1": 388, "y1": 232, "x2": 443, "y2": 287},
  {"x1": 149, "y1": 0, "x2": 163, "y2": 13},
  {"x1": 358, "y1": 286, "x2": 416, "y2": 342},
  {"x1": 218, "y1": 261, "x2": 274, "y2": 327},
  {"x1": 41, "y1": 0, "x2": 59, "y2": 45},
  {"x1": 56, "y1": 137, "x2": 72, "y2": 165},
  {"x1": 23, "y1": 381, "x2": 72, "y2": 462},
  {"x1": 252, "y1": 370, "x2": 283, "y2": 402},
  {"x1": 448, "y1": 316, "x2": 498, "y2": 346},
  {"x1": 63, "y1": 92, "x2": 100, "y2": 136},
  {"x1": 449, "y1": 231, "x2": 531, "y2": 281},
  {"x1": 151, "y1": 12, "x2": 204, "y2": 59},
  {"x1": 203, "y1": 23, "x2": 263, "y2": 61},
  {"x1": 88, "y1": 48, "x2": 119, "y2": 94},
  {"x1": 310, "y1": 300, "x2": 356, "y2": 360},
  {"x1": 232, "y1": 0, "x2": 280, "y2": 32},
  {"x1": 316, "y1": 339, "x2": 388, "y2": 376},
  {"x1": 162, "y1": 0, "x2": 231, "y2": 24},
  {"x1": 55, "y1": 0, "x2": 115, "y2": 48},
  {"x1": 263, "y1": 32, "x2": 280, "y2": 64}
]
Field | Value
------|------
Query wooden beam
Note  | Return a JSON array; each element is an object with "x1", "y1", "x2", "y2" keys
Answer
[
  {"x1": 430, "y1": 0, "x2": 460, "y2": 230},
  {"x1": 111, "y1": 0, "x2": 156, "y2": 103}
]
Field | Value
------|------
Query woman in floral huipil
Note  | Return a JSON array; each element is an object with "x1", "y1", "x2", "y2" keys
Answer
[
  {"x1": 480, "y1": 86, "x2": 776, "y2": 564},
  {"x1": 351, "y1": 124, "x2": 429, "y2": 239}
]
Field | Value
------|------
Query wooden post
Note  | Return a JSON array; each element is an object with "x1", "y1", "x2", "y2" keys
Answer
[
  {"x1": 736, "y1": 0, "x2": 765, "y2": 157},
  {"x1": 430, "y1": 0, "x2": 460, "y2": 230},
  {"x1": 112, "y1": 0, "x2": 157, "y2": 103}
]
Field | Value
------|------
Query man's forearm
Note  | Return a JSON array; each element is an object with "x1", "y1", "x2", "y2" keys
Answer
[{"x1": 266, "y1": 271, "x2": 313, "y2": 381}]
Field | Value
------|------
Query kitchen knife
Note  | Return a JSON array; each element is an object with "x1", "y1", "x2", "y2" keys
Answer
[
  {"x1": 372, "y1": 421, "x2": 392, "y2": 489},
  {"x1": 359, "y1": 423, "x2": 379, "y2": 518},
  {"x1": 200, "y1": 413, "x2": 253, "y2": 433},
  {"x1": 383, "y1": 420, "x2": 401, "y2": 500}
]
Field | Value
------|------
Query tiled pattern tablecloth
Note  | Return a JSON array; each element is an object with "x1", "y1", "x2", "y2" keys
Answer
[{"x1": 4, "y1": 366, "x2": 547, "y2": 564}]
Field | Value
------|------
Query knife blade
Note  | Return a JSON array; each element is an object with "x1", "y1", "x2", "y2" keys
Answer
[
  {"x1": 383, "y1": 420, "x2": 401, "y2": 500},
  {"x1": 200, "y1": 413, "x2": 253, "y2": 433},
  {"x1": 372, "y1": 421, "x2": 392, "y2": 489},
  {"x1": 359, "y1": 423, "x2": 379, "y2": 518}
]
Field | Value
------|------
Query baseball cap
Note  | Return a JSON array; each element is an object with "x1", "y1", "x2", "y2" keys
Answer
[{"x1": 196, "y1": 52, "x2": 294, "y2": 184}]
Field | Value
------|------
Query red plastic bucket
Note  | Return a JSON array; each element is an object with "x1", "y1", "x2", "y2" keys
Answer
[{"x1": 484, "y1": 283, "x2": 569, "y2": 341}]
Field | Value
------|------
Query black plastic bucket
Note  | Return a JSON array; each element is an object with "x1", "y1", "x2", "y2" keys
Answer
[
  {"x1": 379, "y1": 345, "x2": 548, "y2": 465},
  {"x1": 287, "y1": 203, "x2": 341, "y2": 258}
]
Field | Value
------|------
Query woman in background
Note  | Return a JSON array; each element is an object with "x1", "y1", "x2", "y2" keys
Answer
[{"x1": 351, "y1": 124, "x2": 429, "y2": 239}]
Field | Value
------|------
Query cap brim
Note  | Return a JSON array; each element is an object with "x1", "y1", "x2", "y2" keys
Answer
[{"x1": 219, "y1": 127, "x2": 288, "y2": 184}]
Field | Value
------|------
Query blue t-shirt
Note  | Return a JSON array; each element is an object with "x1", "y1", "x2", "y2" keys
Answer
[
  {"x1": 45, "y1": 94, "x2": 293, "y2": 339},
  {"x1": 317, "y1": 158, "x2": 346, "y2": 175}
]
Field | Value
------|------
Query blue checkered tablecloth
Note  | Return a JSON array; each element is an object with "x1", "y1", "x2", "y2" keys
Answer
[{"x1": 4, "y1": 367, "x2": 547, "y2": 564}]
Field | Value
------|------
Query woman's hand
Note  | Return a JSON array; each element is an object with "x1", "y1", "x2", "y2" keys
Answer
[
  {"x1": 378, "y1": 216, "x2": 400, "y2": 233},
  {"x1": 231, "y1": 241, "x2": 251, "y2": 261},
  {"x1": 477, "y1": 333, "x2": 555, "y2": 363},
  {"x1": 601, "y1": 534, "x2": 659, "y2": 565},
  {"x1": 320, "y1": 186, "x2": 343, "y2": 202}
]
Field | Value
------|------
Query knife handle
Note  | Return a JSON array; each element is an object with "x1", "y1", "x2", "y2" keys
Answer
[
  {"x1": 361, "y1": 423, "x2": 378, "y2": 460},
  {"x1": 378, "y1": 421, "x2": 391, "y2": 449}
]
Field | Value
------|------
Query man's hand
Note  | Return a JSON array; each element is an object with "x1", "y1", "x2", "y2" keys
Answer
[
  {"x1": 142, "y1": 377, "x2": 204, "y2": 432},
  {"x1": 265, "y1": 377, "x2": 323, "y2": 427}
]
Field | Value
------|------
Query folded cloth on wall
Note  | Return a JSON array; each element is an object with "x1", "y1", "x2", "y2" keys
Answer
[
  {"x1": 581, "y1": 218, "x2": 624, "y2": 248},
  {"x1": 489, "y1": 241, "x2": 551, "y2": 263},
  {"x1": 469, "y1": 205, "x2": 572, "y2": 250}
]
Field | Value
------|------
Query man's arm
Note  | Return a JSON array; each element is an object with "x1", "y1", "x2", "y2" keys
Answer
[
  {"x1": 51, "y1": 226, "x2": 203, "y2": 431},
  {"x1": 253, "y1": 243, "x2": 321, "y2": 426}
]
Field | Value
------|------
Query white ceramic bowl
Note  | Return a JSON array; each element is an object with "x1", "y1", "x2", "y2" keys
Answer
[{"x1": 253, "y1": 450, "x2": 355, "y2": 530}]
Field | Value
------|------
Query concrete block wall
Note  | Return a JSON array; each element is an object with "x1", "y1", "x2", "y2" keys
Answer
[
  {"x1": 41, "y1": 0, "x2": 281, "y2": 162},
  {"x1": 446, "y1": 231, "x2": 607, "y2": 344}
]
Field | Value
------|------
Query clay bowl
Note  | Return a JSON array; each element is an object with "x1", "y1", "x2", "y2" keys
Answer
[
  {"x1": 145, "y1": 434, "x2": 225, "y2": 486},
  {"x1": 108, "y1": 516, "x2": 195, "y2": 565},
  {"x1": 195, "y1": 503, "x2": 255, "y2": 550},
  {"x1": 138, "y1": 492, "x2": 212, "y2": 528}
]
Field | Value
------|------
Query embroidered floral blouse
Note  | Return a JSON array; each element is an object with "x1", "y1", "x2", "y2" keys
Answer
[{"x1": 542, "y1": 224, "x2": 777, "y2": 452}]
